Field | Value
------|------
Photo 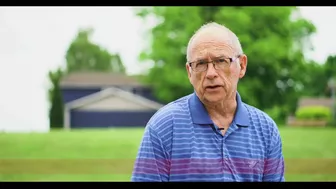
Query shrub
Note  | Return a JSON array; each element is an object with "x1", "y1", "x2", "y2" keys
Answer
[
  {"x1": 264, "y1": 106, "x2": 287, "y2": 125},
  {"x1": 295, "y1": 106, "x2": 332, "y2": 121}
]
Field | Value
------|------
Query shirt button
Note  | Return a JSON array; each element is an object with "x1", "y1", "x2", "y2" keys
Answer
[{"x1": 224, "y1": 155, "x2": 228, "y2": 162}]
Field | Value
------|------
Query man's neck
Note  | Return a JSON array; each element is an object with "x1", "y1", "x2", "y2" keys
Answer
[
  {"x1": 203, "y1": 93, "x2": 237, "y2": 119},
  {"x1": 204, "y1": 98, "x2": 237, "y2": 119}
]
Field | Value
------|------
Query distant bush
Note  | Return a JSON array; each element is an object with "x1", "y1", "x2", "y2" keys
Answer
[
  {"x1": 295, "y1": 106, "x2": 332, "y2": 121},
  {"x1": 264, "y1": 106, "x2": 287, "y2": 125}
]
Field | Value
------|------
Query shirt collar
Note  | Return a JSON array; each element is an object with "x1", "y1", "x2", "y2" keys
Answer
[{"x1": 188, "y1": 91, "x2": 250, "y2": 127}]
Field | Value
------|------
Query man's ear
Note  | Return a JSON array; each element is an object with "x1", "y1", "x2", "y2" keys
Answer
[
  {"x1": 186, "y1": 63, "x2": 192, "y2": 78},
  {"x1": 239, "y1": 54, "x2": 248, "y2": 78}
]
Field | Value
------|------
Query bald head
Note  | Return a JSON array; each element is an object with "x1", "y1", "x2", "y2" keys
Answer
[{"x1": 186, "y1": 22, "x2": 243, "y2": 62}]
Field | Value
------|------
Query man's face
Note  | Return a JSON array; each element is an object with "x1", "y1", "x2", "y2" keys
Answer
[{"x1": 186, "y1": 31, "x2": 247, "y2": 104}]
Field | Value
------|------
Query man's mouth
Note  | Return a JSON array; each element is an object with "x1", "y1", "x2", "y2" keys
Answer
[{"x1": 206, "y1": 85, "x2": 221, "y2": 89}]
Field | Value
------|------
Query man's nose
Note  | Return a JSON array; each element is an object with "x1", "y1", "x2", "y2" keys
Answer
[{"x1": 205, "y1": 63, "x2": 218, "y2": 79}]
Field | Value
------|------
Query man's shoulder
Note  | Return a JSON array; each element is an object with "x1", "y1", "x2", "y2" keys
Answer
[
  {"x1": 146, "y1": 94, "x2": 192, "y2": 131},
  {"x1": 243, "y1": 102, "x2": 278, "y2": 128},
  {"x1": 243, "y1": 103, "x2": 282, "y2": 142}
]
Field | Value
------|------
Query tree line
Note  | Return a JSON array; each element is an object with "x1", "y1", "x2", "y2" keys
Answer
[{"x1": 48, "y1": 7, "x2": 336, "y2": 128}]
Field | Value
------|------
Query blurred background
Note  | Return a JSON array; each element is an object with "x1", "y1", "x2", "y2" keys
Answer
[{"x1": 0, "y1": 6, "x2": 336, "y2": 181}]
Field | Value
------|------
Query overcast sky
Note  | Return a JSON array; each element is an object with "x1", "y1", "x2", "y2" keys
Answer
[{"x1": 0, "y1": 6, "x2": 335, "y2": 132}]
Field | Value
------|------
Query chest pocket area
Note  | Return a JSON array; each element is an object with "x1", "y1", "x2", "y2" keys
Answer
[
  {"x1": 229, "y1": 158, "x2": 264, "y2": 181},
  {"x1": 190, "y1": 140, "x2": 223, "y2": 175}
]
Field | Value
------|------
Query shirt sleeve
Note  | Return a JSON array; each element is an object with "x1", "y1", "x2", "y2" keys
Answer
[
  {"x1": 263, "y1": 126, "x2": 285, "y2": 182},
  {"x1": 131, "y1": 125, "x2": 170, "y2": 182}
]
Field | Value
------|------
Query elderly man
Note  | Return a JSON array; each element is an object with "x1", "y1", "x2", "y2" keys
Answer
[{"x1": 131, "y1": 22, "x2": 285, "y2": 182}]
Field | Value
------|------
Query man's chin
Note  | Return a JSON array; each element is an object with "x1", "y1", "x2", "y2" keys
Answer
[{"x1": 203, "y1": 95, "x2": 225, "y2": 104}]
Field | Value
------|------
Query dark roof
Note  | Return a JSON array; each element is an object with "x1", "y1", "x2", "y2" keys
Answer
[{"x1": 60, "y1": 71, "x2": 146, "y2": 88}]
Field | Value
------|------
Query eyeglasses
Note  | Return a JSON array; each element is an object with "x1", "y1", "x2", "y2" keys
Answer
[{"x1": 188, "y1": 55, "x2": 241, "y2": 72}]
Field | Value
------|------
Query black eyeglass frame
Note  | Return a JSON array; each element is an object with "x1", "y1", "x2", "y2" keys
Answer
[{"x1": 188, "y1": 54, "x2": 242, "y2": 72}]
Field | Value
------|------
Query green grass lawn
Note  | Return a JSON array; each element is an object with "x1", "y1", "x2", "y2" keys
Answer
[{"x1": 0, "y1": 126, "x2": 336, "y2": 181}]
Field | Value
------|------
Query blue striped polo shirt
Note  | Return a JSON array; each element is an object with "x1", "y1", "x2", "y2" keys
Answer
[{"x1": 131, "y1": 92, "x2": 285, "y2": 182}]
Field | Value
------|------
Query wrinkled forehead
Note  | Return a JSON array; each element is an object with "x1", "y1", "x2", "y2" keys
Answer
[{"x1": 188, "y1": 31, "x2": 237, "y2": 61}]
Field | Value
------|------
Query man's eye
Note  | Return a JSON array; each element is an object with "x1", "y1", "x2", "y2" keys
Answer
[
  {"x1": 197, "y1": 60, "x2": 207, "y2": 65},
  {"x1": 218, "y1": 58, "x2": 226, "y2": 63}
]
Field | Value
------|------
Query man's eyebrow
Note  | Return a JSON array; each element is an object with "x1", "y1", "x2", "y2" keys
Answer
[
  {"x1": 194, "y1": 55, "x2": 227, "y2": 62},
  {"x1": 215, "y1": 55, "x2": 228, "y2": 59}
]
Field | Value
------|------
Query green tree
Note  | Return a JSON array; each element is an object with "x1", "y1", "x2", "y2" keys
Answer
[
  {"x1": 325, "y1": 55, "x2": 336, "y2": 79},
  {"x1": 48, "y1": 28, "x2": 126, "y2": 129},
  {"x1": 111, "y1": 53, "x2": 126, "y2": 73},
  {"x1": 66, "y1": 27, "x2": 125, "y2": 73},
  {"x1": 325, "y1": 55, "x2": 336, "y2": 97},
  {"x1": 135, "y1": 7, "x2": 316, "y2": 121},
  {"x1": 48, "y1": 68, "x2": 65, "y2": 129},
  {"x1": 300, "y1": 60, "x2": 329, "y2": 97}
]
